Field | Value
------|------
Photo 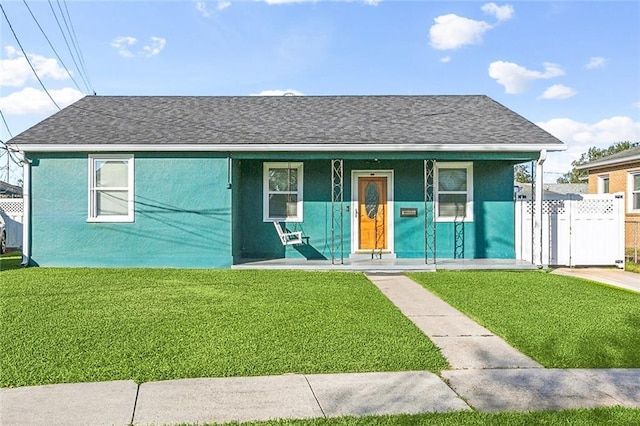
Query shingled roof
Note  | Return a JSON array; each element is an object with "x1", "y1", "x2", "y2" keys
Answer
[
  {"x1": 9, "y1": 95, "x2": 564, "y2": 152},
  {"x1": 576, "y1": 145, "x2": 640, "y2": 170}
]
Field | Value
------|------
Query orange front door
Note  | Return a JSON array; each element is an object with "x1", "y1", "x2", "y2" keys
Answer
[{"x1": 358, "y1": 177, "x2": 387, "y2": 250}]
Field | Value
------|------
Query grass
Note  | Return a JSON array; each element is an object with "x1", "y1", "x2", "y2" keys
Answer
[
  {"x1": 626, "y1": 260, "x2": 640, "y2": 273},
  {"x1": 0, "y1": 269, "x2": 448, "y2": 388},
  {"x1": 195, "y1": 407, "x2": 640, "y2": 425},
  {"x1": 407, "y1": 271, "x2": 640, "y2": 369},
  {"x1": 0, "y1": 250, "x2": 22, "y2": 271}
]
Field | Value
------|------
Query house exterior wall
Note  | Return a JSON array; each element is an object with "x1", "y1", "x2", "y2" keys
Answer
[
  {"x1": 586, "y1": 161, "x2": 640, "y2": 248},
  {"x1": 28, "y1": 152, "x2": 233, "y2": 268},
  {"x1": 237, "y1": 158, "x2": 517, "y2": 261},
  {"x1": 26, "y1": 152, "x2": 525, "y2": 268}
]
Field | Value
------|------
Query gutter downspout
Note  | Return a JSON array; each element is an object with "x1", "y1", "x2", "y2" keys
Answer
[
  {"x1": 532, "y1": 149, "x2": 546, "y2": 268},
  {"x1": 21, "y1": 154, "x2": 31, "y2": 267}
]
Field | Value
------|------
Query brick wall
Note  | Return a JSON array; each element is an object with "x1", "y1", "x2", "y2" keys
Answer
[{"x1": 587, "y1": 161, "x2": 640, "y2": 249}]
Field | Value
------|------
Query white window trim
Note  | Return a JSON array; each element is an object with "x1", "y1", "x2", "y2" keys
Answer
[
  {"x1": 88, "y1": 154, "x2": 135, "y2": 223},
  {"x1": 628, "y1": 170, "x2": 640, "y2": 213},
  {"x1": 597, "y1": 174, "x2": 610, "y2": 194},
  {"x1": 435, "y1": 162, "x2": 474, "y2": 222},
  {"x1": 263, "y1": 162, "x2": 304, "y2": 222}
]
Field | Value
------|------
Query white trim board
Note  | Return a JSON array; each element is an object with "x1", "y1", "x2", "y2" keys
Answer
[{"x1": 10, "y1": 143, "x2": 567, "y2": 153}]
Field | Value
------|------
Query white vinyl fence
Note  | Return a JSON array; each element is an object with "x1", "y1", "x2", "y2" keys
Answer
[
  {"x1": 0, "y1": 198, "x2": 23, "y2": 249},
  {"x1": 515, "y1": 193, "x2": 625, "y2": 268}
]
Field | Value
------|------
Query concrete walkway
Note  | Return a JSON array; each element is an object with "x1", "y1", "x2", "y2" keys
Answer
[
  {"x1": 366, "y1": 273, "x2": 541, "y2": 369},
  {"x1": 551, "y1": 267, "x2": 640, "y2": 294},
  {"x1": 2, "y1": 273, "x2": 640, "y2": 425}
]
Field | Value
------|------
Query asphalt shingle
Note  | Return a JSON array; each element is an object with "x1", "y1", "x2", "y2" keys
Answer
[{"x1": 9, "y1": 95, "x2": 564, "y2": 147}]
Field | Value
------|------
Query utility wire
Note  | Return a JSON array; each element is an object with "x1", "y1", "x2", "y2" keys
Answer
[
  {"x1": 47, "y1": 0, "x2": 90, "y2": 93},
  {"x1": 22, "y1": 0, "x2": 84, "y2": 94},
  {"x1": 0, "y1": 110, "x2": 14, "y2": 138},
  {"x1": 60, "y1": 0, "x2": 93, "y2": 94},
  {"x1": 0, "y1": 3, "x2": 61, "y2": 111}
]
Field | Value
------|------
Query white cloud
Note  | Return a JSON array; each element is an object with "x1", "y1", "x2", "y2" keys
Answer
[
  {"x1": 585, "y1": 56, "x2": 607, "y2": 69},
  {"x1": 539, "y1": 84, "x2": 577, "y2": 100},
  {"x1": 111, "y1": 36, "x2": 166, "y2": 58},
  {"x1": 538, "y1": 116, "x2": 640, "y2": 179},
  {"x1": 0, "y1": 87, "x2": 84, "y2": 115},
  {"x1": 0, "y1": 46, "x2": 71, "y2": 87},
  {"x1": 488, "y1": 61, "x2": 565, "y2": 94},
  {"x1": 195, "y1": 1, "x2": 230, "y2": 16},
  {"x1": 261, "y1": 0, "x2": 376, "y2": 4},
  {"x1": 110, "y1": 36, "x2": 137, "y2": 58},
  {"x1": 481, "y1": 2, "x2": 514, "y2": 21},
  {"x1": 429, "y1": 14, "x2": 492, "y2": 50},
  {"x1": 634, "y1": 101, "x2": 640, "y2": 109},
  {"x1": 440, "y1": 56, "x2": 451, "y2": 63},
  {"x1": 141, "y1": 37, "x2": 166, "y2": 57},
  {"x1": 262, "y1": 0, "x2": 315, "y2": 4},
  {"x1": 195, "y1": 1, "x2": 210, "y2": 16},
  {"x1": 250, "y1": 89, "x2": 304, "y2": 96}
]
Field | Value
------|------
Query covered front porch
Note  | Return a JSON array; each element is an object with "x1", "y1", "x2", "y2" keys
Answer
[
  {"x1": 232, "y1": 257, "x2": 538, "y2": 271},
  {"x1": 231, "y1": 153, "x2": 546, "y2": 268}
]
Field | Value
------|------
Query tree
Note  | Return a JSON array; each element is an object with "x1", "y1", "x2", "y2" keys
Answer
[
  {"x1": 514, "y1": 163, "x2": 533, "y2": 183},
  {"x1": 556, "y1": 141, "x2": 637, "y2": 183}
]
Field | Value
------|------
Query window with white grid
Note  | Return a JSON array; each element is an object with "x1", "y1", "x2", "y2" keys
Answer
[
  {"x1": 435, "y1": 162, "x2": 474, "y2": 222},
  {"x1": 263, "y1": 162, "x2": 303, "y2": 222},
  {"x1": 629, "y1": 171, "x2": 640, "y2": 212},
  {"x1": 88, "y1": 155, "x2": 134, "y2": 222}
]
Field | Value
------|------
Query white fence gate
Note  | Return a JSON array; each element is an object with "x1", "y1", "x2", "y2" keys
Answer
[
  {"x1": 515, "y1": 193, "x2": 625, "y2": 268},
  {"x1": 0, "y1": 198, "x2": 23, "y2": 249}
]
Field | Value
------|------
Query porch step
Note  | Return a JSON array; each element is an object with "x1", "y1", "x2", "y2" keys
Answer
[{"x1": 349, "y1": 252, "x2": 397, "y2": 261}]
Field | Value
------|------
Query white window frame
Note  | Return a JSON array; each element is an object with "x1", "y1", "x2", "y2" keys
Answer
[
  {"x1": 435, "y1": 162, "x2": 473, "y2": 222},
  {"x1": 263, "y1": 162, "x2": 304, "y2": 222},
  {"x1": 88, "y1": 154, "x2": 135, "y2": 223},
  {"x1": 597, "y1": 174, "x2": 610, "y2": 194},
  {"x1": 628, "y1": 170, "x2": 640, "y2": 213}
]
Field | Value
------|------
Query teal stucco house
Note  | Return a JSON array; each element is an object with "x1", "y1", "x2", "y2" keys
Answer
[{"x1": 8, "y1": 95, "x2": 565, "y2": 268}]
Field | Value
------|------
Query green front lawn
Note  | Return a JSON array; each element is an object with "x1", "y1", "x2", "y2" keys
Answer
[
  {"x1": 408, "y1": 271, "x2": 640, "y2": 368},
  {"x1": 207, "y1": 407, "x2": 640, "y2": 426},
  {"x1": 0, "y1": 250, "x2": 22, "y2": 271},
  {"x1": 0, "y1": 269, "x2": 448, "y2": 388}
]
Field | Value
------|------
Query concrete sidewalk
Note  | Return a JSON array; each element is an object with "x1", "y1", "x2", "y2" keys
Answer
[
  {"x1": 1, "y1": 371, "x2": 469, "y2": 425},
  {"x1": 2, "y1": 272, "x2": 640, "y2": 425},
  {"x1": 551, "y1": 267, "x2": 640, "y2": 294},
  {"x1": 3, "y1": 368, "x2": 639, "y2": 425}
]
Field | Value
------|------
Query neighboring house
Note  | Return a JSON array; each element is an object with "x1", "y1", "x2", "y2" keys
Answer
[
  {"x1": 0, "y1": 181, "x2": 22, "y2": 198},
  {"x1": 576, "y1": 145, "x2": 640, "y2": 249},
  {"x1": 7, "y1": 95, "x2": 565, "y2": 268},
  {"x1": 514, "y1": 182, "x2": 588, "y2": 200}
]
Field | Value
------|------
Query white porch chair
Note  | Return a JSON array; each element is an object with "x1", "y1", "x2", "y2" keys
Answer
[{"x1": 273, "y1": 221, "x2": 304, "y2": 245}]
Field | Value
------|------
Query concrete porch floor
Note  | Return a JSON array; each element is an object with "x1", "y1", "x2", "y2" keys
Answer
[{"x1": 232, "y1": 257, "x2": 538, "y2": 272}]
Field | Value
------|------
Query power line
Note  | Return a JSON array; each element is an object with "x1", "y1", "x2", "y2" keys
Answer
[
  {"x1": 0, "y1": 2, "x2": 61, "y2": 111},
  {"x1": 60, "y1": 0, "x2": 94, "y2": 94},
  {"x1": 47, "y1": 0, "x2": 90, "y2": 93},
  {"x1": 21, "y1": 0, "x2": 84, "y2": 94},
  {"x1": 0, "y1": 110, "x2": 13, "y2": 138}
]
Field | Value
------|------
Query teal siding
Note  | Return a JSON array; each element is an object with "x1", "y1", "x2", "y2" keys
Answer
[
  {"x1": 27, "y1": 153, "x2": 518, "y2": 268},
  {"x1": 237, "y1": 159, "x2": 516, "y2": 261},
  {"x1": 29, "y1": 153, "x2": 232, "y2": 268}
]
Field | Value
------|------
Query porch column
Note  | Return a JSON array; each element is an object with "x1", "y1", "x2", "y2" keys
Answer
[
  {"x1": 21, "y1": 154, "x2": 31, "y2": 266},
  {"x1": 331, "y1": 159, "x2": 344, "y2": 264},
  {"x1": 424, "y1": 159, "x2": 436, "y2": 264},
  {"x1": 532, "y1": 150, "x2": 546, "y2": 268}
]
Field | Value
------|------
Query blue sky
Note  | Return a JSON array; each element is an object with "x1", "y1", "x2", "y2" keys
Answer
[{"x1": 1, "y1": 0, "x2": 639, "y2": 183}]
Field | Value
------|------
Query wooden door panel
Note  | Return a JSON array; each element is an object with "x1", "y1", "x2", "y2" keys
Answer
[{"x1": 358, "y1": 177, "x2": 387, "y2": 250}]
